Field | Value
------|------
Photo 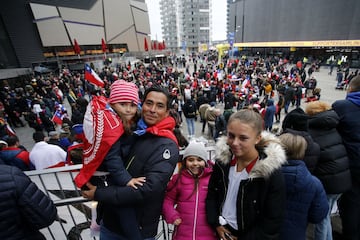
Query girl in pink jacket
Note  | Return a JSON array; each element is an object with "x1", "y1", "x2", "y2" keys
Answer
[{"x1": 162, "y1": 141, "x2": 217, "y2": 240}]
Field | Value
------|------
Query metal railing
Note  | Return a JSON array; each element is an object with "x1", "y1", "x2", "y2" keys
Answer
[{"x1": 25, "y1": 165, "x2": 97, "y2": 240}]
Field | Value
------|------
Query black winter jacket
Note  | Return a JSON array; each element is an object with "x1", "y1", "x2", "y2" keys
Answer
[
  {"x1": 95, "y1": 133, "x2": 179, "y2": 239},
  {"x1": 333, "y1": 93, "x2": 360, "y2": 179},
  {"x1": 206, "y1": 132, "x2": 286, "y2": 240},
  {"x1": 308, "y1": 110, "x2": 352, "y2": 194},
  {"x1": 0, "y1": 164, "x2": 57, "y2": 240}
]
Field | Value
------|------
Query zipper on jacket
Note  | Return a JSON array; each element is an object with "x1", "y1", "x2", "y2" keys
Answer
[
  {"x1": 240, "y1": 181, "x2": 248, "y2": 231},
  {"x1": 125, "y1": 156, "x2": 135, "y2": 170},
  {"x1": 218, "y1": 162, "x2": 228, "y2": 213},
  {"x1": 193, "y1": 186, "x2": 199, "y2": 240}
]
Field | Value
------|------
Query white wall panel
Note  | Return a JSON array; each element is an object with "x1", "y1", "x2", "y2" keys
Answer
[
  {"x1": 30, "y1": 3, "x2": 59, "y2": 19},
  {"x1": 37, "y1": 19, "x2": 70, "y2": 46},
  {"x1": 130, "y1": 0, "x2": 147, "y2": 11},
  {"x1": 110, "y1": 26, "x2": 139, "y2": 51},
  {"x1": 104, "y1": 0, "x2": 133, "y2": 42},
  {"x1": 132, "y1": 7, "x2": 150, "y2": 34},
  {"x1": 58, "y1": 1, "x2": 103, "y2": 26},
  {"x1": 65, "y1": 23, "x2": 104, "y2": 45}
]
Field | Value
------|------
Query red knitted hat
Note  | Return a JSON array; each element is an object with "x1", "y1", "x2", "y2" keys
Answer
[{"x1": 109, "y1": 80, "x2": 139, "y2": 105}]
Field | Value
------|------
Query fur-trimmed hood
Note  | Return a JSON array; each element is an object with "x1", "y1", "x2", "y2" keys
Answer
[{"x1": 215, "y1": 131, "x2": 286, "y2": 179}]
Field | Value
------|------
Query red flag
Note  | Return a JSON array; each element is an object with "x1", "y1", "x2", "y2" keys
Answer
[
  {"x1": 74, "y1": 95, "x2": 124, "y2": 187},
  {"x1": 158, "y1": 41, "x2": 162, "y2": 50},
  {"x1": 85, "y1": 64, "x2": 105, "y2": 87},
  {"x1": 73, "y1": 39, "x2": 81, "y2": 55},
  {"x1": 101, "y1": 38, "x2": 107, "y2": 53},
  {"x1": 162, "y1": 40, "x2": 166, "y2": 49},
  {"x1": 153, "y1": 41, "x2": 157, "y2": 50},
  {"x1": 144, "y1": 37, "x2": 149, "y2": 51}
]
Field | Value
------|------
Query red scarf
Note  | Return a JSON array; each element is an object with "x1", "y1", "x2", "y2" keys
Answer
[{"x1": 146, "y1": 116, "x2": 178, "y2": 145}]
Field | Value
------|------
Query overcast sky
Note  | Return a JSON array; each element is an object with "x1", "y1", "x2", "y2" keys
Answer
[{"x1": 145, "y1": 0, "x2": 227, "y2": 42}]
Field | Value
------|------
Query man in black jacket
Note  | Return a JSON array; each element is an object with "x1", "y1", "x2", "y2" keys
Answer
[{"x1": 82, "y1": 85, "x2": 179, "y2": 240}]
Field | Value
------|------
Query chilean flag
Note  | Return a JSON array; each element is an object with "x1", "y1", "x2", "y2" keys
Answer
[
  {"x1": 52, "y1": 111, "x2": 63, "y2": 125},
  {"x1": 6, "y1": 124, "x2": 16, "y2": 136},
  {"x1": 85, "y1": 64, "x2": 105, "y2": 87}
]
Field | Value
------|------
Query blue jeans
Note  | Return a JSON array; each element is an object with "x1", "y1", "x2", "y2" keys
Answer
[
  {"x1": 284, "y1": 100, "x2": 291, "y2": 113},
  {"x1": 314, "y1": 194, "x2": 341, "y2": 240},
  {"x1": 186, "y1": 117, "x2": 195, "y2": 136}
]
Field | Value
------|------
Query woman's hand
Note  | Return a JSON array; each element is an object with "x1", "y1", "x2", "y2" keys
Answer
[
  {"x1": 216, "y1": 225, "x2": 237, "y2": 240},
  {"x1": 81, "y1": 182, "x2": 97, "y2": 200}
]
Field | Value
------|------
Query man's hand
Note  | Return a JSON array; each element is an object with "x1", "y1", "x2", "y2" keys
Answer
[{"x1": 81, "y1": 182, "x2": 97, "y2": 200}]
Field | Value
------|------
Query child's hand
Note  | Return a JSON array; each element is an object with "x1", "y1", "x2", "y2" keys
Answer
[
  {"x1": 127, "y1": 177, "x2": 146, "y2": 189},
  {"x1": 173, "y1": 218, "x2": 182, "y2": 225}
]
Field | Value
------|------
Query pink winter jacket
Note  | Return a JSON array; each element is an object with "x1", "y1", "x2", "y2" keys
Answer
[{"x1": 162, "y1": 167, "x2": 217, "y2": 240}]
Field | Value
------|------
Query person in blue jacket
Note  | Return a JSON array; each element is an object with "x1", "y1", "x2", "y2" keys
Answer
[
  {"x1": 264, "y1": 98, "x2": 276, "y2": 131},
  {"x1": 0, "y1": 160, "x2": 57, "y2": 239},
  {"x1": 278, "y1": 133, "x2": 328, "y2": 240}
]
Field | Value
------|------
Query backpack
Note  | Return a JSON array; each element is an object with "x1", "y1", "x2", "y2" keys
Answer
[{"x1": 184, "y1": 100, "x2": 196, "y2": 118}]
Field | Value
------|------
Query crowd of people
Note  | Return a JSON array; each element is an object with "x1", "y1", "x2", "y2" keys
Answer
[{"x1": 0, "y1": 51, "x2": 360, "y2": 240}]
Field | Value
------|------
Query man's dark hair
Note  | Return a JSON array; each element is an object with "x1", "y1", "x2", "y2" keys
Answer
[
  {"x1": 142, "y1": 84, "x2": 171, "y2": 110},
  {"x1": 33, "y1": 131, "x2": 45, "y2": 143},
  {"x1": 5, "y1": 136, "x2": 19, "y2": 146}
]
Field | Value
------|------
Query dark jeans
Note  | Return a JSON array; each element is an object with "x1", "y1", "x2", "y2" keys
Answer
[
  {"x1": 100, "y1": 206, "x2": 142, "y2": 240},
  {"x1": 339, "y1": 177, "x2": 360, "y2": 240}
]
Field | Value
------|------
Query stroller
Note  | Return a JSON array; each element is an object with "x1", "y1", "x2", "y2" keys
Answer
[{"x1": 305, "y1": 88, "x2": 321, "y2": 102}]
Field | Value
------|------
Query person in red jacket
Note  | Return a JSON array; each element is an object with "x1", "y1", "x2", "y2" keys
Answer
[
  {"x1": 162, "y1": 140, "x2": 217, "y2": 240},
  {"x1": 0, "y1": 135, "x2": 34, "y2": 171}
]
